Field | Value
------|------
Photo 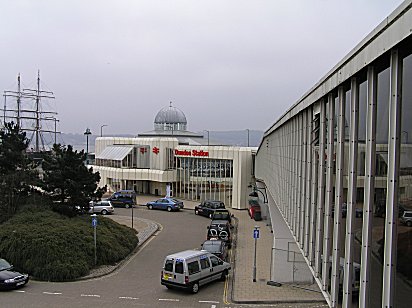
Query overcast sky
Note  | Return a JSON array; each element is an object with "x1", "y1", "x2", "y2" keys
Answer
[{"x1": 0, "y1": 0, "x2": 405, "y2": 136}]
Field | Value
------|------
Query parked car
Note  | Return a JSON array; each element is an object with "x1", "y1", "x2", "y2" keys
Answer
[
  {"x1": 211, "y1": 209, "x2": 233, "y2": 227},
  {"x1": 400, "y1": 210, "x2": 412, "y2": 227},
  {"x1": 88, "y1": 200, "x2": 114, "y2": 215},
  {"x1": 194, "y1": 200, "x2": 225, "y2": 218},
  {"x1": 331, "y1": 203, "x2": 362, "y2": 218},
  {"x1": 161, "y1": 250, "x2": 231, "y2": 293},
  {"x1": 107, "y1": 190, "x2": 136, "y2": 208},
  {"x1": 374, "y1": 203, "x2": 405, "y2": 218},
  {"x1": 146, "y1": 198, "x2": 184, "y2": 212},
  {"x1": 248, "y1": 203, "x2": 262, "y2": 221},
  {"x1": 201, "y1": 239, "x2": 228, "y2": 261},
  {"x1": 0, "y1": 258, "x2": 29, "y2": 290},
  {"x1": 207, "y1": 220, "x2": 232, "y2": 248}
]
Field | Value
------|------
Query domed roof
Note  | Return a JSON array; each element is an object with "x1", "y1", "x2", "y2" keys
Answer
[{"x1": 154, "y1": 102, "x2": 187, "y2": 125}]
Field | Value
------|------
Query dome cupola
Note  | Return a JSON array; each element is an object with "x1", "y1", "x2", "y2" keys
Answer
[{"x1": 154, "y1": 102, "x2": 187, "y2": 131}]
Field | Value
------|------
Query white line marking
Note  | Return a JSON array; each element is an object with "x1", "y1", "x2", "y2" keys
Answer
[
  {"x1": 158, "y1": 298, "x2": 180, "y2": 302},
  {"x1": 119, "y1": 296, "x2": 139, "y2": 300},
  {"x1": 81, "y1": 294, "x2": 101, "y2": 298},
  {"x1": 14, "y1": 290, "x2": 25, "y2": 293},
  {"x1": 198, "y1": 301, "x2": 220, "y2": 304},
  {"x1": 211, "y1": 305, "x2": 216, "y2": 308},
  {"x1": 43, "y1": 292, "x2": 62, "y2": 295}
]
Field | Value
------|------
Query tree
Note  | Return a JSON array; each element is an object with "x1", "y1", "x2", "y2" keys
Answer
[
  {"x1": 0, "y1": 122, "x2": 38, "y2": 222},
  {"x1": 41, "y1": 144, "x2": 106, "y2": 216}
]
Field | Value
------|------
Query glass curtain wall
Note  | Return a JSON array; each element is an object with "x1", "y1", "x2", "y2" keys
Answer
[
  {"x1": 175, "y1": 157, "x2": 234, "y2": 206},
  {"x1": 395, "y1": 52, "x2": 412, "y2": 306}
]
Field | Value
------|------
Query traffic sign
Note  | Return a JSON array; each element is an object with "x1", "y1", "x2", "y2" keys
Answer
[
  {"x1": 92, "y1": 218, "x2": 97, "y2": 227},
  {"x1": 253, "y1": 229, "x2": 260, "y2": 239}
]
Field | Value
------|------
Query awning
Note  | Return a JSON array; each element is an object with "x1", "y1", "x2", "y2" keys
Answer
[{"x1": 96, "y1": 145, "x2": 133, "y2": 161}]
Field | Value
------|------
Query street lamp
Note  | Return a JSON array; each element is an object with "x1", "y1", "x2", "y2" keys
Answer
[
  {"x1": 204, "y1": 130, "x2": 210, "y2": 146},
  {"x1": 84, "y1": 128, "x2": 92, "y2": 164},
  {"x1": 100, "y1": 124, "x2": 108, "y2": 137},
  {"x1": 248, "y1": 184, "x2": 268, "y2": 203},
  {"x1": 246, "y1": 129, "x2": 250, "y2": 147}
]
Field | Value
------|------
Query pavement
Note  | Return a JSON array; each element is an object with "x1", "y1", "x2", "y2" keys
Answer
[{"x1": 87, "y1": 194, "x2": 327, "y2": 306}]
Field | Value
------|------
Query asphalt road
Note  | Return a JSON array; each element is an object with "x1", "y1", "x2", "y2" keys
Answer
[{"x1": 0, "y1": 207, "x2": 230, "y2": 308}]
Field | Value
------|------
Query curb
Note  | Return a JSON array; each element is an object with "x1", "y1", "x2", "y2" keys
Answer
[
  {"x1": 76, "y1": 218, "x2": 160, "y2": 281},
  {"x1": 229, "y1": 214, "x2": 326, "y2": 306}
]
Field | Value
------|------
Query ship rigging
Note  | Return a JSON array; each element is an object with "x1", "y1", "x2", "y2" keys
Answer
[{"x1": 1, "y1": 71, "x2": 60, "y2": 152}]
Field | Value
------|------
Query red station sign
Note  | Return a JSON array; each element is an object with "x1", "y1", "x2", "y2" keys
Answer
[{"x1": 174, "y1": 149, "x2": 209, "y2": 157}]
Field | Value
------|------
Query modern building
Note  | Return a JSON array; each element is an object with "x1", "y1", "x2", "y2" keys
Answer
[
  {"x1": 255, "y1": 1, "x2": 412, "y2": 307},
  {"x1": 92, "y1": 103, "x2": 256, "y2": 209}
]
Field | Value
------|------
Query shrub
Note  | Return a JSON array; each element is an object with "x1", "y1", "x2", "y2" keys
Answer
[{"x1": 0, "y1": 209, "x2": 138, "y2": 281}]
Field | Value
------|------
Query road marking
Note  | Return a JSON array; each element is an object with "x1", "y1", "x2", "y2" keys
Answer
[
  {"x1": 198, "y1": 301, "x2": 220, "y2": 304},
  {"x1": 119, "y1": 296, "x2": 139, "y2": 300},
  {"x1": 158, "y1": 298, "x2": 180, "y2": 302},
  {"x1": 211, "y1": 305, "x2": 216, "y2": 308},
  {"x1": 13, "y1": 290, "x2": 25, "y2": 293},
  {"x1": 43, "y1": 292, "x2": 62, "y2": 295},
  {"x1": 81, "y1": 294, "x2": 101, "y2": 297}
]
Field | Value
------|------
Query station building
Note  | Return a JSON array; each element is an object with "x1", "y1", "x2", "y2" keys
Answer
[{"x1": 92, "y1": 103, "x2": 255, "y2": 210}]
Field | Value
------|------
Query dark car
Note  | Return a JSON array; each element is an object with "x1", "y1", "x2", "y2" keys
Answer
[
  {"x1": 146, "y1": 198, "x2": 184, "y2": 212},
  {"x1": 0, "y1": 258, "x2": 29, "y2": 290},
  {"x1": 207, "y1": 220, "x2": 232, "y2": 248},
  {"x1": 211, "y1": 209, "x2": 233, "y2": 227},
  {"x1": 201, "y1": 239, "x2": 228, "y2": 261},
  {"x1": 331, "y1": 203, "x2": 362, "y2": 218},
  {"x1": 107, "y1": 190, "x2": 136, "y2": 208},
  {"x1": 195, "y1": 200, "x2": 225, "y2": 218},
  {"x1": 374, "y1": 203, "x2": 405, "y2": 218}
]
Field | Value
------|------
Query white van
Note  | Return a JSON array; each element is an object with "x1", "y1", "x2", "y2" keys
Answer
[{"x1": 161, "y1": 250, "x2": 231, "y2": 293}]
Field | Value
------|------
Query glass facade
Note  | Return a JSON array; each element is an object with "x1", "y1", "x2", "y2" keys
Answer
[
  {"x1": 175, "y1": 157, "x2": 233, "y2": 206},
  {"x1": 255, "y1": 6, "x2": 412, "y2": 306}
]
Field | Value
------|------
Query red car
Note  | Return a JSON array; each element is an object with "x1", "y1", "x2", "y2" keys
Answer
[{"x1": 248, "y1": 202, "x2": 262, "y2": 221}]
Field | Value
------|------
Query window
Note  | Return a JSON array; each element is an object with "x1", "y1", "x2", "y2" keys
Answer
[
  {"x1": 187, "y1": 261, "x2": 200, "y2": 275},
  {"x1": 200, "y1": 257, "x2": 210, "y2": 270},
  {"x1": 164, "y1": 259, "x2": 174, "y2": 272},
  {"x1": 175, "y1": 260, "x2": 184, "y2": 274},
  {"x1": 210, "y1": 256, "x2": 220, "y2": 267}
]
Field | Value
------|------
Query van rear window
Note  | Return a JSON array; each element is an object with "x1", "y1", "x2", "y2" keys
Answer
[
  {"x1": 175, "y1": 260, "x2": 184, "y2": 274},
  {"x1": 164, "y1": 259, "x2": 174, "y2": 272},
  {"x1": 188, "y1": 261, "x2": 200, "y2": 275}
]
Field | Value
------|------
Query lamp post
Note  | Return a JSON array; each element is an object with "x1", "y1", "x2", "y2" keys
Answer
[
  {"x1": 100, "y1": 124, "x2": 108, "y2": 137},
  {"x1": 84, "y1": 128, "x2": 92, "y2": 164},
  {"x1": 204, "y1": 130, "x2": 210, "y2": 146},
  {"x1": 246, "y1": 129, "x2": 250, "y2": 147}
]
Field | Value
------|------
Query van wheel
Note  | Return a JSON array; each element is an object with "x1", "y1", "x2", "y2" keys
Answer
[
  {"x1": 148, "y1": 205, "x2": 153, "y2": 210},
  {"x1": 220, "y1": 270, "x2": 228, "y2": 281},
  {"x1": 191, "y1": 282, "x2": 199, "y2": 294},
  {"x1": 125, "y1": 204, "x2": 130, "y2": 209},
  {"x1": 407, "y1": 221, "x2": 412, "y2": 227},
  {"x1": 167, "y1": 206, "x2": 172, "y2": 212}
]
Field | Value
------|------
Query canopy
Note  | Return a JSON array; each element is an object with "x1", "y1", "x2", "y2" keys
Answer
[{"x1": 96, "y1": 145, "x2": 134, "y2": 161}]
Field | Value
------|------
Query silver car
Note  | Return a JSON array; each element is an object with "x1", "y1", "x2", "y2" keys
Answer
[
  {"x1": 89, "y1": 201, "x2": 114, "y2": 215},
  {"x1": 400, "y1": 211, "x2": 412, "y2": 227}
]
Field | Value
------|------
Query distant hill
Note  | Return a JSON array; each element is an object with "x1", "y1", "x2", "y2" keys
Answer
[{"x1": 60, "y1": 130, "x2": 263, "y2": 153}]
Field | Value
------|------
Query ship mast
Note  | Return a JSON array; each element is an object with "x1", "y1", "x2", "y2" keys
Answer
[{"x1": 2, "y1": 71, "x2": 59, "y2": 152}]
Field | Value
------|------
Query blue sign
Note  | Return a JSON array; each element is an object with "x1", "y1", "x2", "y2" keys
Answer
[
  {"x1": 92, "y1": 218, "x2": 97, "y2": 227},
  {"x1": 253, "y1": 229, "x2": 260, "y2": 239}
]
